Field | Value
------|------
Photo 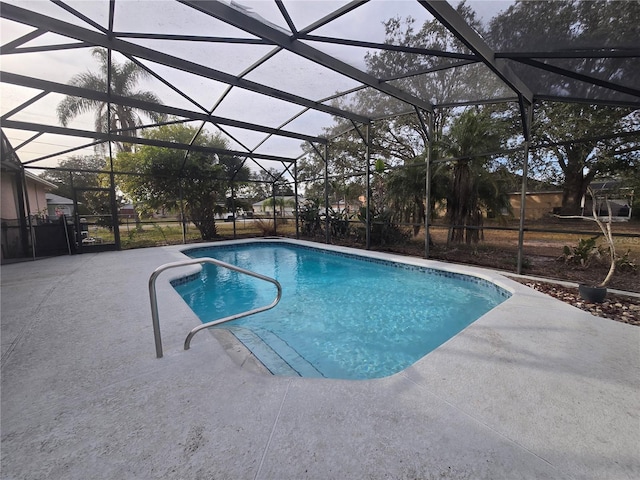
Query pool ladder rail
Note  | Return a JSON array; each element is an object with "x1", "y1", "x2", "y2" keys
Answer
[{"x1": 149, "y1": 257, "x2": 282, "y2": 358}]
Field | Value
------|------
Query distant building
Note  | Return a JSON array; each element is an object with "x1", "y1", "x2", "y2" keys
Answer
[
  {"x1": 46, "y1": 193, "x2": 75, "y2": 220},
  {"x1": 2, "y1": 135, "x2": 58, "y2": 259},
  {"x1": 1, "y1": 170, "x2": 56, "y2": 222},
  {"x1": 508, "y1": 191, "x2": 563, "y2": 220},
  {"x1": 507, "y1": 180, "x2": 633, "y2": 221},
  {"x1": 119, "y1": 204, "x2": 136, "y2": 219},
  {"x1": 253, "y1": 196, "x2": 302, "y2": 216}
]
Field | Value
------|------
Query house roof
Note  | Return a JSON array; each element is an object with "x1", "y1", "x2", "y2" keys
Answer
[
  {"x1": 508, "y1": 190, "x2": 563, "y2": 196},
  {"x1": 253, "y1": 195, "x2": 301, "y2": 207},
  {"x1": 46, "y1": 193, "x2": 74, "y2": 205},
  {"x1": 25, "y1": 171, "x2": 57, "y2": 189}
]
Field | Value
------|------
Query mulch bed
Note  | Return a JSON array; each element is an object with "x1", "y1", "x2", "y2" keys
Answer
[{"x1": 512, "y1": 279, "x2": 640, "y2": 327}]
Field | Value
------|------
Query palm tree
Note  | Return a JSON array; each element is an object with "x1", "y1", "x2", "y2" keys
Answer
[
  {"x1": 263, "y1": 196, "x2": 296, "y2": 217},
  {"x1": 385, "y1": 156, "x2": 450, "y2": 237},
  {"x1": 438, "y1": 108, "x2": 507, "y2": 244},
  {"x1": 385, "y1": 158, "x2": 427, "y2": 236},
  {"x1": 57, "y1": 48, "x2": 164, "y2": 152}
]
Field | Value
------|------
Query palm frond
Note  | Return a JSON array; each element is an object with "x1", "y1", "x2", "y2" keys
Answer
[
  {"x1": 57, "y1": 46, "x2": 164, "y2": 150},
  {"x1": 57, "y1": 96, "x2": 103, "y2": 127}
]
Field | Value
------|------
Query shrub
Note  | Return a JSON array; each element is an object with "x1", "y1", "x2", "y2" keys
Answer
[
  {"x1": 299, "y1": 199, "x2": 322, "y2": 236},
  {"x1": 357, "y1": 206, "x2": 409, "y2": 246},
  {"x1": 616, "y1": 250, "x2": 638, "y2": 274},
  {"x1": 327, "y1": 207, "x2": 352, "y2": 238},
  {"x1": 561, "y1": 236, "x2": 604, "y2": 267},
  {"x1": 255, "y1": 218, "x2": 276, "y2": 236}
]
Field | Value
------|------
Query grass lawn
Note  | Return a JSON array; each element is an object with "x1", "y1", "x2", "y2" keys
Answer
[{"x1": 119, "y1": 218, "x2": 298, "y2": 249}]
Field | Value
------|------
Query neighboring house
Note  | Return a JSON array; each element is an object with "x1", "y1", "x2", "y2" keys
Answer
[
  {"x1": 253, "y1": 196, "x2": 302, "y2": 216},
  {"x1": 46, "y1": 193, "x2": 75, "y2": 220},
  {"x1": 119, "y1": 204, "x2": 136, "y2": 219},
  {"x1": 586, "y1": 197, "x2": 633, "y2": 220},
  {"x1": 2, "y1": 170, "x2": 57, "y2": 261},
  {"x1": 2, "y1": 134, "x2": 58, "y2": 260},
  {"x1": 507, "y1": 181, "x2": 633, "y2": 221},
  {"x1": 508, "y1": 191, "x2": 563, "y2": 220},
  {"x1": 333, "y1": 198, "x2": 363, "y2": 213},
  {"x1": 1, "y1": 134, "x2": 80, "y2": 260},
  {"x1": 253, "y1": 196, "x2": 361, "y2": 217},
  {"x1": 1, "y1": 169, "x2": 56, "y2": 222},
  {"x1": 587, "y1": 180, "x2": 633, "y2": 221}
]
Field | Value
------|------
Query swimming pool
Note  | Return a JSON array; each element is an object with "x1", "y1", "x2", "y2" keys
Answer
[{"x1": 173, "y1": 241, "x2": 511, "y2": 380}]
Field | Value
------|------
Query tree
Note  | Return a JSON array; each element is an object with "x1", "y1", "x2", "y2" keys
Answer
[
  {"x1": 341, "y1": 3, "x2": 507, "y2": 162},
  {"x1": 298, "y1": 133, "x2": 367, "y2": 209},
  {"x1": 218, "y1": 155, "x2": 252, "y2": 215},
  {"x1": 489, "y1": 0, "x2": 640, "y2": 101},
  {"x1": 313, "y1": 4, "x2": 508, "y2": 240},
  {"x1": 57, "y1": 48, "x2": 165, "y2": 152},
  {"x1": 40, "y1": 155, "x2": 106, "y2": 200},
  {"x1": 39, "y1": 155, "x2": 116, "y2": 219},
  {"x1": 363, "y1": 6, "x2": 506, "y2": 117},
  {"x1": 309, "y1": 12, "x2": 469, "y2": 191},
  {"x1": 384, "y1": 156, "x2": 451, "y2": 236},
  {"x1": 244, "y1": 168, "x2": 294, "y2": 203},
  {"x1": 532, "y1": 103, "x2": 638, "y2": 215},
  {"x1": 438, "y1": 108, "x2": 509, "y2": 244},
  {"x1": 385, "y1": 157, "x2": 427, "y2": 236},
  {"x1": 114, "y1": 124, "x2": 249, "y2": 240},
  {"x1": 488, "y1": 1, "x2": 640, "y2": 214}
]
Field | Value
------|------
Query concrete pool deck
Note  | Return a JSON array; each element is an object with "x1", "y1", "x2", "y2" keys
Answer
[{"x1": 1, "y1": 239, "x2": 638, "y2": 479}]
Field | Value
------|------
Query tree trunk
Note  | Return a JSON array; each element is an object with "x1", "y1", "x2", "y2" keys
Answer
[
  {"x1": 196, "y1": 219, "x2": 217, "y2": 241},
  {"x1": 448, "y1": 161, "x2": 474, "y2": 244},
  {"x1": 134, "y1": 209, "x2": 143, "y2": 232},
  {"x1": 560, "y1": 173, "x2": 589, "y2": 215},
  {"x1": 189, "y1": 204, "x2": 218, "y2": 241},
  {"x1": 466, "y1": 208, "x2": 482, "y2": 244},
  {"x1": 413, "y1": 195, "x2": 424, "y2": 236},
  {"x1": 559, "y1": 143, "x2": 593, "y2": 215},
  {"x1": 560, "y1": 189, "x2": 583, "y2": 215}
]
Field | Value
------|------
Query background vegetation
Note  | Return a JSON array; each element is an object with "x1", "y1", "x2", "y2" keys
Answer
[{"x1": 39, "y1": 1, "x2": 638, "y2": 291}]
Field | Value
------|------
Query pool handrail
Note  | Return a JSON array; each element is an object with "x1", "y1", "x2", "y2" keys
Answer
[{"x1": 149, "y1": 257, "x2": 282, "y2": 358}]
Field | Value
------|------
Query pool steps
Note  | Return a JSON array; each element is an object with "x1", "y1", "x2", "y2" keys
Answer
[{"x1": 224, "y1": 326, "x2": 324, "y2": 378}]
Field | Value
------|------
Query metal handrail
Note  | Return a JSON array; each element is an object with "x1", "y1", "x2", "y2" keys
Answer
[{"x1": 149, "y1": 257, "x2": 282, "y2": 358}]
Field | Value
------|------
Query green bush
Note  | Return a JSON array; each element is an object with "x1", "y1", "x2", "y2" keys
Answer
[
  {"x1": 561, "y1": 236, "x2": 604, "y2": 267},
  {"x1": 615, "y1": 249, "x2": 638, "y2": 273},
  {"x1": 357, "y1": 206, "x2": 409, "y2": 246},
  {"x1": 299, "y1": 199, "x2": 322, "y2": 236}
]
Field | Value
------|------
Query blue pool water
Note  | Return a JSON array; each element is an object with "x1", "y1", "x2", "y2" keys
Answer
[{"x1": 174, "y1": 242, "x2": 510, "y2": 380}]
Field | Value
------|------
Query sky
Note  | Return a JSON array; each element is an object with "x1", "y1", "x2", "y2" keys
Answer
[{"x1": 0, "y1": 0, "x2": 513, "y2": 171}]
